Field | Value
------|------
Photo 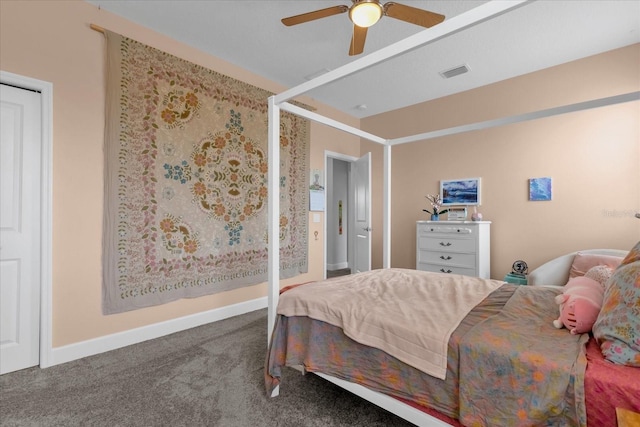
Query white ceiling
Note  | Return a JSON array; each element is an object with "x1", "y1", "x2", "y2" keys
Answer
[{"x1": 86, "y1": 0, "x2": 640, "y2": 118}]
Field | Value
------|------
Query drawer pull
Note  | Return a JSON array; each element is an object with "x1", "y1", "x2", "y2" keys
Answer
[
  {"x1": 439, "y1": 242, "x2": 452, "y2": 247},
  {"x1": 440, "y1": 268, "x2": 453, "y2": 273},
  {"x1": 440, "y1": 255, "x2": 452, "y2": 260}
]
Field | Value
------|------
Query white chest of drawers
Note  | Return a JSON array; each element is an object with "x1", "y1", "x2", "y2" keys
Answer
[{"x1": 416, "y1": 221, "x2": 491, "y2": 278}]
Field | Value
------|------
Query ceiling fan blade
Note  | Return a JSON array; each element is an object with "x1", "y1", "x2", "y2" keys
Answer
[
  {"x1": 349, "y1": 25, "x2": 368, "y2": 56},
  {"x1": 282, "y1": 5, "x2": 349, "y2": 26},
  {"x1": 383, "y1": 2, "x2": 445, "y2": 28}
]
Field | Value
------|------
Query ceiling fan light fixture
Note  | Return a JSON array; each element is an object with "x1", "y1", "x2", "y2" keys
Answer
[{"x1": 349, "y1": 1, "x2": 383, "y2": 28}]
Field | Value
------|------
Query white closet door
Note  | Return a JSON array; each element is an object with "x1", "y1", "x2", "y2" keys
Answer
[{"x1": 1, "y1": 83, "x2": 41, "y2": 374}]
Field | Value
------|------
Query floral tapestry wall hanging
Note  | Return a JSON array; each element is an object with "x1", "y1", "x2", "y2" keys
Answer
[{"x1": 101, "y1": 31, "x2": 309, "y2": 314}]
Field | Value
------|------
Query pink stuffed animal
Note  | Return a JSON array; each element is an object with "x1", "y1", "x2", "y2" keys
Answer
[{"x1": 552, "y1": 276, "x2": 604, "y2": 334}]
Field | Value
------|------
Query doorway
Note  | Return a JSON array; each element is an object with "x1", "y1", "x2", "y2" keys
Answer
[
  {"x1": 326, "y1": 157, "x2": 350, "y2": 278},
  {"x1": 324, "y1": 151, "x2": 371, "y2": 279}
]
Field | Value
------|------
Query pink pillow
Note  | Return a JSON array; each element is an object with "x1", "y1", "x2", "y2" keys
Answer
[
  {"x1": 569, "y1": 253, "x2": 624, "y2": 278},
  {"x1": 584, "y1": 265, "x2": 613, "y2": 288}
]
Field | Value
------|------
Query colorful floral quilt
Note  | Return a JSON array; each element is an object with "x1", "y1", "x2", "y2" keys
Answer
[
  {"x1": 457, "y1": 285, "x2": 588, "y2": 426},
  {"x1": 266, "y1": 283, "x2": 589, "y2": 426}
]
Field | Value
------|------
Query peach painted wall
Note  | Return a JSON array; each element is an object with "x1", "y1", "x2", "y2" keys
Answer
[
  {"x1": 362, "y1": 44, "x2": 640, "y2": 278},
  {"x1": 0, "y1": 0, "x2": 360, "y2": 347}
]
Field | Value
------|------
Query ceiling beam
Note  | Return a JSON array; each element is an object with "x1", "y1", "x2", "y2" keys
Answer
[
  {"x1": 388, "y1": 91, "x2": 640, "y2": 146},
  {"x1": 279, "y1": 102, "x2": 387, "y2": 144}
]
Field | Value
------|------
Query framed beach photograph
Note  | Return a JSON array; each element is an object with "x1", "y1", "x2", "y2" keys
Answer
[
  {"x1": 440, "y1": 178, "x2": 481, "y2": 206},
  {"x1": 529, "y1": 177, "x2": 552, "y2": 201}
]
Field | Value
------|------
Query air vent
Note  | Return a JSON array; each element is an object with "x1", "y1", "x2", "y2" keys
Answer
[{"x1": 439, "y1": 64, "x2": 470, "y2": 79}]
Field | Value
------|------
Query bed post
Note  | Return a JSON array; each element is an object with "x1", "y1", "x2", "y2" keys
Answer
[
  {"x1": 267, "y1": 96, "x2": 280, "y2": 348},
  {"x1": 383, "y1": 144, "x2": 391, "y2": 269}
]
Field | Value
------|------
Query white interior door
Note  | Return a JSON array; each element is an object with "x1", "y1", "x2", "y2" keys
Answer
[
  {"x1": 353, "y1": 153, "x2": 371, "y2": 273},
  {"x1": 1, "y1": 84, "x2": 42, "y2": 374}
]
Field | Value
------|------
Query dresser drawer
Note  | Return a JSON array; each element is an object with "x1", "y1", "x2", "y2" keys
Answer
[
  {"x1": 417, "y1": 224, "x2": 477, "y2": 237},
  {"x1": 418, "y1": 250, "x2": 476, "y2": 268},
  {"x1": 417, "y1": 262, "x2": 476, "y2": 276},
  {"x1": 418, "y1": 235, "x2": 476, "y2": 253}
]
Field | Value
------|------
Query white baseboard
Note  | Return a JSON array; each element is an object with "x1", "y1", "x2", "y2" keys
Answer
[
  {"x1": 48, "y1": 297, "x2": 267, "y2": 367},
  {"x1": 327, "y1": 262, "x2": 349, "y2": 271}
]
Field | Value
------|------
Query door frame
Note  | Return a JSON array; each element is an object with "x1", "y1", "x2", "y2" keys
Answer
[
  {"x1": 1, "y1": 71, "x2": 53, "y2": 369},
  {"x1": 323, "y1": 150, "x2": 363, "y2": 279}
]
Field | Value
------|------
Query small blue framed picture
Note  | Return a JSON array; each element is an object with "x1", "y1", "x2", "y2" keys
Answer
[{"x1": 529, "y1": 177, "x2": 552, "y2": 201}]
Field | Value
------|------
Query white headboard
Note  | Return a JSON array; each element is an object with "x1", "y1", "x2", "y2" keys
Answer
[{"x1": 528, "y1": 248, "x2": 629, "y2": 287}]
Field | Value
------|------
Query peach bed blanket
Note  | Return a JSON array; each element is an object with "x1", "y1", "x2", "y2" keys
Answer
[{"x1": 276, "y1": 268, "x2": 503, "y2": 379}]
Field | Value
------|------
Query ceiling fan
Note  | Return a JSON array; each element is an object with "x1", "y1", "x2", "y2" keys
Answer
[{"x1": 281, "y1": 0, "x2": 445, "y2": 56}]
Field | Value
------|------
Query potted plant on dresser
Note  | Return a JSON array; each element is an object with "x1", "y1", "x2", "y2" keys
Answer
[{"x1": 422, "y1": 194, "x2": 448, "y2": 221}]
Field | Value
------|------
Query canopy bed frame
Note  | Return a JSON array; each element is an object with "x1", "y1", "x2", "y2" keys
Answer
[{"x1": 266, "y1": 1, "x2": 639, "y2": 425}]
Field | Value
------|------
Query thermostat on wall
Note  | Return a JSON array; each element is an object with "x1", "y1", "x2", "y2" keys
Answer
[{"x1": 447, "y1": 207, "x2": 467, "y2": 221}]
